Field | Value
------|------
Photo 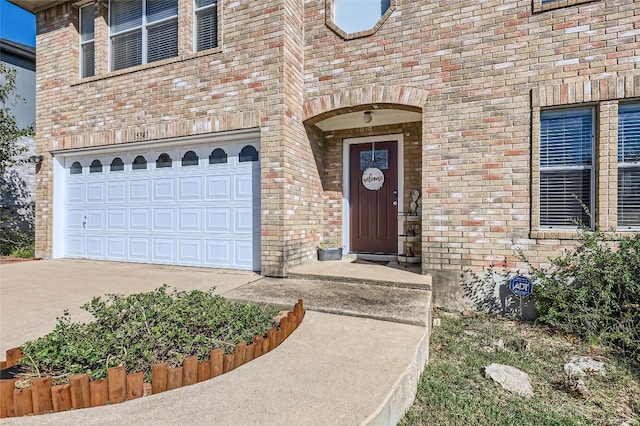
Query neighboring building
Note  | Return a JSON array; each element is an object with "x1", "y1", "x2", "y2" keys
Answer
[
  {"x1": 10, "y1": 0, "x2": 640, "y2": 306},
  {"x1": 0, "y1": 38, "x2": 36, "y2": 236}
]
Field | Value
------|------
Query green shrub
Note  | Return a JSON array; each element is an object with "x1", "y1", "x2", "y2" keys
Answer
[
  {"x1": 9, "y1": 244, "x2": 34, "y2": 258},
  {"x1": 19, "y1": 286, "x2": 280, "y2": 383},
  {"x1": 522, "y1": 227, "x2": 640, "y2": 363}
]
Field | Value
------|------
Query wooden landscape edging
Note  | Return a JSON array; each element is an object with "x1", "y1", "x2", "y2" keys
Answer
[{"x1": 0, "y1": 299, "x2": 304, "y2": 419}]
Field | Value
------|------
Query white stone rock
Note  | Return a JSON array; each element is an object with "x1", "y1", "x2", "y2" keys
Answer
[
  {"x1": 568, "y1": 356, "x2": 606, "y2": 376},
  {"x1": 490, "y1": 338, "x2": 504, "y2": 351},
  {"x1": 484, "y1": 363, "x2": 534, "y2": 398}
]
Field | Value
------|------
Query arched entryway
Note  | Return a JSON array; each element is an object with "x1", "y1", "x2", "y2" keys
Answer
[{"x1": 303, "y1": 90, "x2": 424, "y2": 260}]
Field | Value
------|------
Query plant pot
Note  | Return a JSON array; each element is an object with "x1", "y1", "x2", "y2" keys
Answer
[{"x1": 317, "y1": 247, "x2": 342, "y2": 261}]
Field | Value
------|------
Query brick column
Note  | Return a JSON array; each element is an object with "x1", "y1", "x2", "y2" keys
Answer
[
  {"x1": 178, "y1": 0, "x2": 194, "y2": 55},
  {"x1": 597, "y1": 101, "x2": 618, "y2": 229},
  {"x1": 94, "y1": 0, "x2": 109, "y2": 75}
]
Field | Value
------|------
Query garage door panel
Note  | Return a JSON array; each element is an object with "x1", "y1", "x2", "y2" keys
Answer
[
  {"x1": 153, "y1": 209, "x2": 175, "y2": 231},
  {"x1": 235, "y1": 208, "x2": 253, "y2": 233},
  {"x1": 130, "y1": 238, "x2": 150, "y2": 261},
  {"x1": 153, "y1": 179, "x2": 175, "y2": 201},
  {"x1": 86, "y1": 210, "x2": 105, "y2": 230},
  {"x1": 179, "y1": 208, "x2": 201, "y2": 232},
  {"x1": 108, "y1": 181, "x2": 127, "y2": 202},
  {"x1": 107, "y1": 237, "x2": 127, "y2": 259},
  {"x1": 206, "y1": 208, "x2": 231, "y2": 232},
  {"x1": 179, "y1": 177, "x2": 202, "y2": 200},
  {"x1": 206, "y1": 240, "x2": 230, "y2": 265},
  {"x1": 66, "y1": 236, "x2": 84, "y2": 257},
  {"x1": 130, "y1": 180, "x2": 151, "y2": 202},
  {"x1": 178, "y1": 239, "x2": 202, "y2": 264},
  {"x1": 206, "y1": 176, "x2": 231, "y2": 200},
  {"x1": 66, "y1": 210, "x2": 85, "y2": 230},
  {"x1": 235, "y1": 174, "x2": 253, "y2": 199},
  {"x1": 234, "y1": 240, "x2": 253, "y2": 269},
  {"x1": 153, "y1": 238, "x2": 175, "y2": 262},
  {"x1": 87, "y1": 182, "x2": 106, "y2": 203},
  {"x1": 68, "y1": 183, "x2": 85, "y2": 203},
  {"x1": 86, "y1": 236, "x2": 105, "y2": 258},
  {"x1": 108, "y1": 209, "x2": 127, "y2": 230},
  {"x1": 130, "y1": 209, "x2": 151, "y2": 231}
]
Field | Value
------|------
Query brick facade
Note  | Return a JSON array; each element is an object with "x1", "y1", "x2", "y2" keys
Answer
[{"x1": 31, "y1": 0, "x2": 639, "y2": 303}]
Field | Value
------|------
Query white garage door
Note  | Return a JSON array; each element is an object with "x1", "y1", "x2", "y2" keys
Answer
[{"x1": 60, "y1": 142, "x2": 260, "y2": 271}]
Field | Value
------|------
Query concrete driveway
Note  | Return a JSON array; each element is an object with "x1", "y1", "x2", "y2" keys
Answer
[
  {"x1": 0, "y1": 258, "x2": 431, "y2": 425},
  {"x1": 0, "y1": 259, "x2": 261, "y2": 355}
]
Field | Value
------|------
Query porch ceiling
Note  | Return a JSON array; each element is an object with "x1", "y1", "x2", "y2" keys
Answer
[{"x1": 315, "y1": 109, "x2": 422, "y2": 132}]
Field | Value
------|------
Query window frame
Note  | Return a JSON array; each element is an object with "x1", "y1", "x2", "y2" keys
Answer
[
  {"x1": 193, "y1": 0, "x2": 219, "y2": 52},
  {"x1": 617, "y1": 102, "x2": 640, "y2": 230},
  {"x1": 538, "y1": 107, "x2": 595, "y2": 230},
  {"x1": 108, "y1": 0, "x2": 179, "y2": 72},
  {"x1": 79, "y1": 3, "x2": 95, "y2": 78}
]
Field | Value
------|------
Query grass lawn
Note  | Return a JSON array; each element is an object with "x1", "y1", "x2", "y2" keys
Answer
[{"x1": 401, "y1": 310, "x2": 640, "y2": 426}]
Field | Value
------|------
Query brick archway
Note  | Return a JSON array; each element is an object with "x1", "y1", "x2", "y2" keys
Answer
[{"x1": 302, "y1": 85, "x2": 428, "y2": 123}]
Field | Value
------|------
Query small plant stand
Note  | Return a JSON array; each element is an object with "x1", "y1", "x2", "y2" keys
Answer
[{"x1": 398, "y1": 214, "x2": 420, "y2": 266}]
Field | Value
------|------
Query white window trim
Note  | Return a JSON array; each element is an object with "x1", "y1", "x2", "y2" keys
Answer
[
  {"x1": 108, "y1": 0, "x2": 179, "y2": 72},
  {"x1": 539, "y1": 107, "x2": 596, "y2": 230},
  {"x1": 617, "y1": 103, "x2": 640, "y2": 231},
  {"x1": 79, "y1": 3, "x2": 95, "y2": 78},
  {"x1": 193, "y1": 0, "x2": 218, "y2": 53}
]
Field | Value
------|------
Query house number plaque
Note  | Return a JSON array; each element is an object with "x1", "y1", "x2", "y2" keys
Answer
[{"x1": 362, "y1": 167, "x2": 384, "y2": 191}]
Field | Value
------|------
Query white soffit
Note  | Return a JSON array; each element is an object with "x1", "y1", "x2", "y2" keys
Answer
[{"x1": 315, "y1": 109, "x2": 422, "y2": 132}]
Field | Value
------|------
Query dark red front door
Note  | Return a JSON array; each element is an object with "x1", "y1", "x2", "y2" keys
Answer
[{"x1": 350, "y1": 141, "x2": 398, "y2": 254}]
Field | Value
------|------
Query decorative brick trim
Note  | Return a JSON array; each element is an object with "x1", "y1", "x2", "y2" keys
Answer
[
  {"x1": 303, "y1": 85, "x2": 427, "y2": 122},
  {"x1": 325, "y1": 0, "x2": 396, "y2": 40},
  {"x1": 532, "y1": 0, "x2": 600, "y2": 14},
  {"x1": 48, "y1": 113, "x2": 261, "y2": 152},
  {"x1": 0, "y1": 300, "x2": 305, "y2": 418},
  {"x1": 532, "y1": 75, "x2": 640, "y2": 108}
]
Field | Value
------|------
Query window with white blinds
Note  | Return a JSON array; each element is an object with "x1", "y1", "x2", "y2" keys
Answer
[
  {"x1": 195, "y1": 0, "x2": 218, "y2": 52},
  {"x1": 80, "y1": 4, "x2": 95, "y2": 78},
  {"x1": 618, "y1": 103, "x2": 640, "y2": 229},
  {"x1": 109, "y1": 0, "x2": 178, "y2": 71},
  {"x1": 540, "y1": 108, "x2": 594, "y2": 228}
]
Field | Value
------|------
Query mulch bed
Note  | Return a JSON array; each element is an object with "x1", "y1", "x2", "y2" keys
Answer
[{"x1": 0, "y1": 257, "x2": 41, "y2": 264}]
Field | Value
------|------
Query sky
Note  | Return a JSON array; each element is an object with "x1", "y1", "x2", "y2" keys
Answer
[{"x1": 0, "y1": 0, "x2": 36, "y2": 47}]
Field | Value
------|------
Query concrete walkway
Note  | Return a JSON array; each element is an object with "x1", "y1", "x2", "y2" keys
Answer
[{"x1": 0, "y1": 259, "x2": 431, "y2": 425}]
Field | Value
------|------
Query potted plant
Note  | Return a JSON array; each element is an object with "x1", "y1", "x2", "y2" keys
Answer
[{"x1": 317, "y1": 241, "x2": 343, "y2": 261}]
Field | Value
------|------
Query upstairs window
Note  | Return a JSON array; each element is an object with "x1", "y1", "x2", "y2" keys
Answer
[
  {"x1": 195, "y1": 0, "x2": 218, "y2": 51},
  {"x1": 333, "y1": 0, "x2": 390, "y2": 34},
  {"x1": 618, "y1": 103, "x2": 640, "y2": 229},
  {"x1": 540, "y1": 108, "x2": 594, "y2": 228},
  {"x1": 80, "y1": 3, "x2": 95, "y2": 78},
  {"x1": 110, "y1": 0, "x2": 178, "y2": 71}
]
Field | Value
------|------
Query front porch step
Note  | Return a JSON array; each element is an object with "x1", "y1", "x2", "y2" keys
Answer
[
  {"x1": 224, "y1": 277, "x2": 433, "y2": 327},
  {"x1": 285, "y1": 257, "x2": 431, "y2": 291},
  {"x1": 286, "y1": 271, "x2": 431, "y2": 291}
]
